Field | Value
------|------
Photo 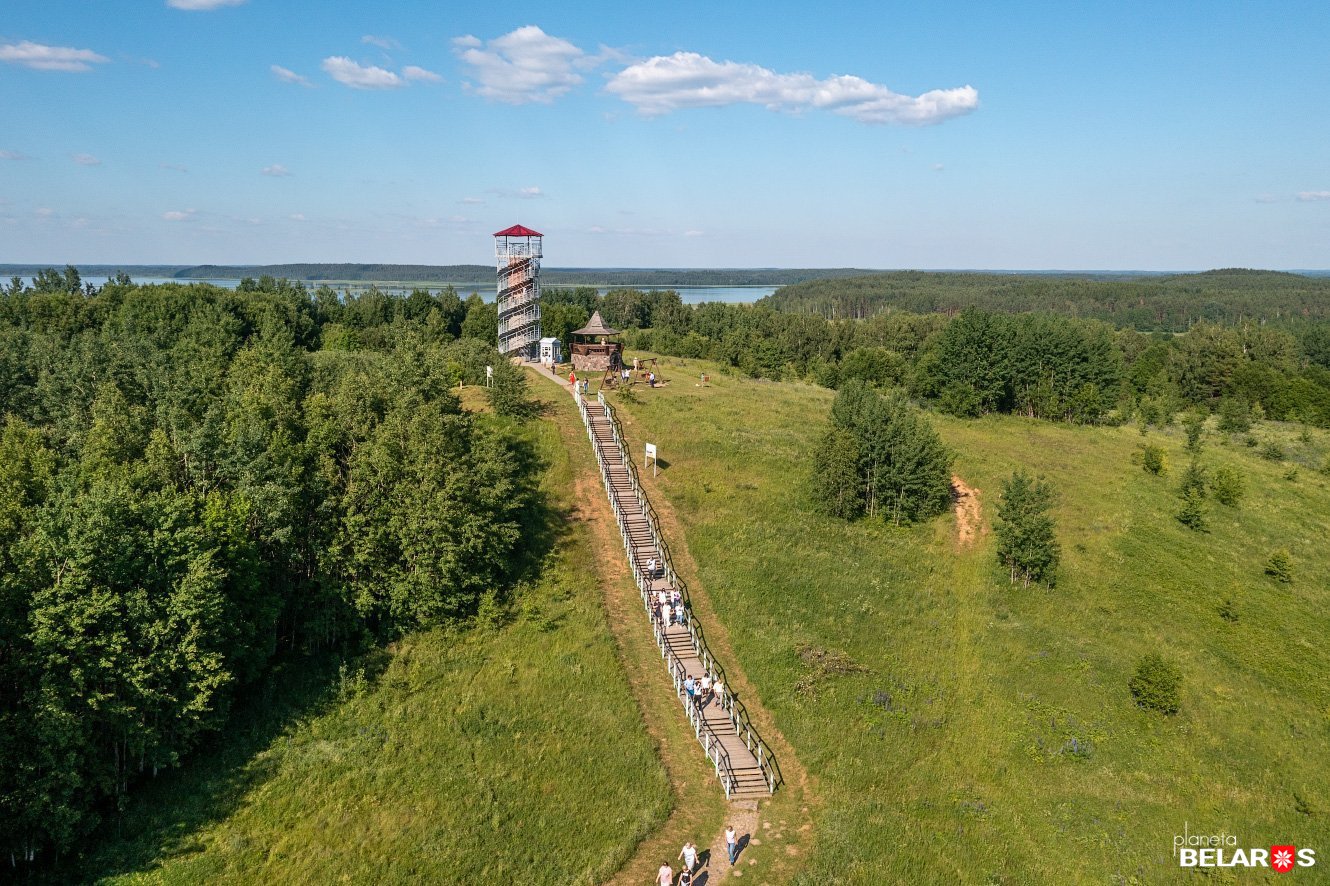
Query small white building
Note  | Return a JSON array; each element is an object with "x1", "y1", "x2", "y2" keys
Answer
[{"x1": 539, "y1": 337, "x2": 562, "y2": 366}]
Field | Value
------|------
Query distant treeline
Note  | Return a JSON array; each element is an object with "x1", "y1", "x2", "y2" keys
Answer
[
  {"x1": 172, "y1": 264, "x2": 875, "y2": 287},
  {"x1": 761, "y1": 269, "x2": 1330, "y2": 332},
  {"x1": 0, "y1": 271, "x2": 544, "y2": 864},
  {"x1": 539, "y1": 285, "x2": 1330, "y2": 427},
  {"x1": 0, "y1": 264, "x2": 189, "y2": 278}
]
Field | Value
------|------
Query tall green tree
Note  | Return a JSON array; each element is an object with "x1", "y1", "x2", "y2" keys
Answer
[
  {"x1": 813, "y1": 381, "x2": 952, "y2": 524},
  {"x1": 994, "y1": 470, "x2": 1060, "y2": 587}
]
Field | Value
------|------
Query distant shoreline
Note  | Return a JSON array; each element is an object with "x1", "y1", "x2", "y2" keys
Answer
[{"x1": 4, "y1": 264, "x2": 1328, "y2": 286}]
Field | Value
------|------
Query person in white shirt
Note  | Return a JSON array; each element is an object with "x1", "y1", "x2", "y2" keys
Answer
[
  {"x1": 657, "y1": 862, "x2": 673, "y2": 886},
  {"x1": 700, "y1": 674, "x2": 712, "y2": 707},
  {"x1": 725, "y1": 825, "x2": 739, "y2": 865},
  {"x1": 679, "y1": 841, "x2": 698, "y2": 873}
]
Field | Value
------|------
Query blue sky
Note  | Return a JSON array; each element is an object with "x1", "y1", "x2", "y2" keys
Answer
[{"x1": 2, "y1": 0, "x2": 1328, "y2": 269}]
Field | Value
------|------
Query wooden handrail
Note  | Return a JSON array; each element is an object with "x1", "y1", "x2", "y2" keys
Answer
[{"x1": 588, "y1": 394, "x2": 783, "y2": 795}]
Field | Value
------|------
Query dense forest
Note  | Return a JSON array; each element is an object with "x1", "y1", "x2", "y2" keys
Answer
[
  {"x1": 543, "y1": 282, "x2": 1330, "y2": 426},
  {"x1": 0, "y1": 270, "x2": 542, "y2": 866},
  {"x1": 761, "y1": 269, "x2": 1330, "y2": 331}
]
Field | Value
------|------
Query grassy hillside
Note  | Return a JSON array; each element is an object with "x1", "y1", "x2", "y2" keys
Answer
[
  {"x1": 74, "y1": 392, "x2": 670, "y2": 885},
  {"x1": 603, "y1": 355, "x2": 1330, "y2": 883}
]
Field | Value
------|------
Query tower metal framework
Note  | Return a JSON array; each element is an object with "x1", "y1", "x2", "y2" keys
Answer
[{"x1": 494, "y1": 224, "x2": 543, "y2": 360}]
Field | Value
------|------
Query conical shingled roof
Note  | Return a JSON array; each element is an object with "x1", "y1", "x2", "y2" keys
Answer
[{"x1": 571, "y1": 310, "x2": 620, "y2": 337}]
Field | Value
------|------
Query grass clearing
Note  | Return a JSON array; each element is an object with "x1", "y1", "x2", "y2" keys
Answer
[
  {"x1": 74, "y1": 393, "x2": 671, "y2": 885},
  {"x1": 604, "y1": 353, "x2": 1330, "y2": 883}
]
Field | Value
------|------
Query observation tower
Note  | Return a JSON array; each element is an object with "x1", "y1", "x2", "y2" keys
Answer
[{"x1": 494, "y1": 224, "x2": 543, "y2": 360}]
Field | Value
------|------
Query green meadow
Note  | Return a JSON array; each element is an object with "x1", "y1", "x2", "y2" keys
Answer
[
  {"x1": 604, "y1": 354, "x2": 1330, "y2": 884},
  {"x1": 74, "y1": 396, "x2": 670, "y2": 885}
]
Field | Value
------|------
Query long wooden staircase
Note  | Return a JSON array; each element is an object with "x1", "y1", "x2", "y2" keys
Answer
[{"x1": 575, "y1": 388, "x2": 782, "y2": 800}]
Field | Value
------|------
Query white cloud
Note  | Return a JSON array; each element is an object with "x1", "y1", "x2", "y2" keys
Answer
[
  {"x1": 932, "y1": 162, "x2": 945, "y2": 171},
  {"x1": 460, "y1": 196, "x2": 485, "y2": 205},
  {"x1": 163, "y1": 209, "x2": 196, "y2": 221},
  {"x1": 454, "y1": 25, "x2": 589, "y2": 104},
  {"x1": 271, "y1": 64, "x2": 312, "y2": 87},
  {"x1": 35, "y1": 207, "x2": 55, "y2": 218},
  {"x1": 1297, "y1": 191, "x2": 1330, "y2": 202},
  {"x1": 160, "y1": 162, "x2": 188, "y2": 172},
  {"x1": 684, "y1": 229, "x2": 704, "y2": 237},
  {"x1": 261, "y1": 164, "x2": 291, "y2": 177},
  {"x1": 322, "y1": 56, "x2": 404, "y2": 89},
  {"x1": 403, "y1": 65, "x2": 442, "y2": 83},
  {"x1": 0, "y1": 41, "x2": 110, "y2": 72},
  {"x1": 1, "y1": 150, "x2": 29, "y2": 161},
  {"x1": 166, "y1": 0, "x2": 246, "y2": 10},
  {"x1": 289, "y1": 213, "x2": 307, "y2": 221},
  {"x1": 519, "y1": 186, "x2": 544, "y2": 198},
  {"x1": 72, "y1": 153, "x2": 101, "y2": 166},
  {"x1": 605, "y1": 52, "x2": 978, "y2": 125},
  {"x1": 361, "y1": 34, "x2": 400, "y2": 50}
]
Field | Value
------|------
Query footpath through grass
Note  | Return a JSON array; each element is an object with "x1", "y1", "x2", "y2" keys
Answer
[
  {"x1": 75, "y1": 397, "x2": 671, "y2": 885},
  {"x1": 606, "y1": 354, "x2": 1330, "y2": 884}
]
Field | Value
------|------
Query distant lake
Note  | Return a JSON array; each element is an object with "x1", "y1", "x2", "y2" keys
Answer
[{"x1": 20, "y1": 276, "x2": 776, "y2": 305}]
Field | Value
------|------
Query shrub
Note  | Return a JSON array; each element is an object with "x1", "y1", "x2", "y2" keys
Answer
[
  {"x1": 1261, "y1": 440, "x2": 1286, "y2": 461},
  {"x1": 1216, "y1": 398, "x2": 1252, "y2": 433},
  {"x1": 1217, "y1": 598, "x2": 1239, "y2": 622},
  {"x1": 1209, "y1": 465, "x2": 1246, "y2": 507},
  {"x1": 1141, "y1": 445, "x2": 1165, "y2": 476},
  {"x1": 1182, "y1": 412, "x2": 1205, "y2": 452},
  {"x1": 1265, "y1": 549, "x2": 1293, "y2": 583},
  {"x1": 1129, "y1": 654, "x2": 1182, "y2": 714},
  {"x1": 487, "y1": 360, "x2": 538, "y2": 418}
]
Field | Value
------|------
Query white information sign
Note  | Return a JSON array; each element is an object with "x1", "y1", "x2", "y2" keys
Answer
[{"x1": 645, "y1": 443, "x2": 658, "y2": 476}]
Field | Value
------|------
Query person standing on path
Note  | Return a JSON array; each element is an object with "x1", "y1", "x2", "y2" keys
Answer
[
  {"x1": 725, "y1": 825, "x2": 739, "y2": 865},
  {"x1": 700, "y1": 674, "x2": 712, "y2": 707},
  {"x1": 663, "y1": 602, "x2": 672, "y2": 629},
  {"x1": 713, "y1": 679, "x2": 724, "y2": 711},
  {"x1": 569, "y1": 369, "x2": 576, "y2": 388},
  {"x1": 684, "y1": 674, "x2": 696, "y2": 707},
  {"x1": 656, "y1": 862, "x2": 673, "y2": 886}
]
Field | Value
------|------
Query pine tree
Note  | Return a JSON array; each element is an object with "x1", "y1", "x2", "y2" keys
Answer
[
  {"x1": 994, "y1": 470, "x2": 1060, "y2": 587},
  {"x1": 1175, "y1": 459, "x2": 1209, "y2": 530},
  {"x1": 1182, "y1": 412, "x2": 1205, "y2": 453}
]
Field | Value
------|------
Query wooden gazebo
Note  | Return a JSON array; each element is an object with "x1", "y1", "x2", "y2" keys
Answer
[{"x1": 570, "y1": 310, "x2": 624, "y2": 372}]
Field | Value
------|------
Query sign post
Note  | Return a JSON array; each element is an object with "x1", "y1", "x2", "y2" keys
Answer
[
  {"x1": 485, "y1": 365, "x2": 494, "y2": 388},
  {"x1": 645, "y1": 443, "x2": 658, "y2": 477}
]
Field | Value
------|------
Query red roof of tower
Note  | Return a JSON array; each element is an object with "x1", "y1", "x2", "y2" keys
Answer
[{"x1": 493, "y1": 224, "x2": 543, "y2": 237}]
